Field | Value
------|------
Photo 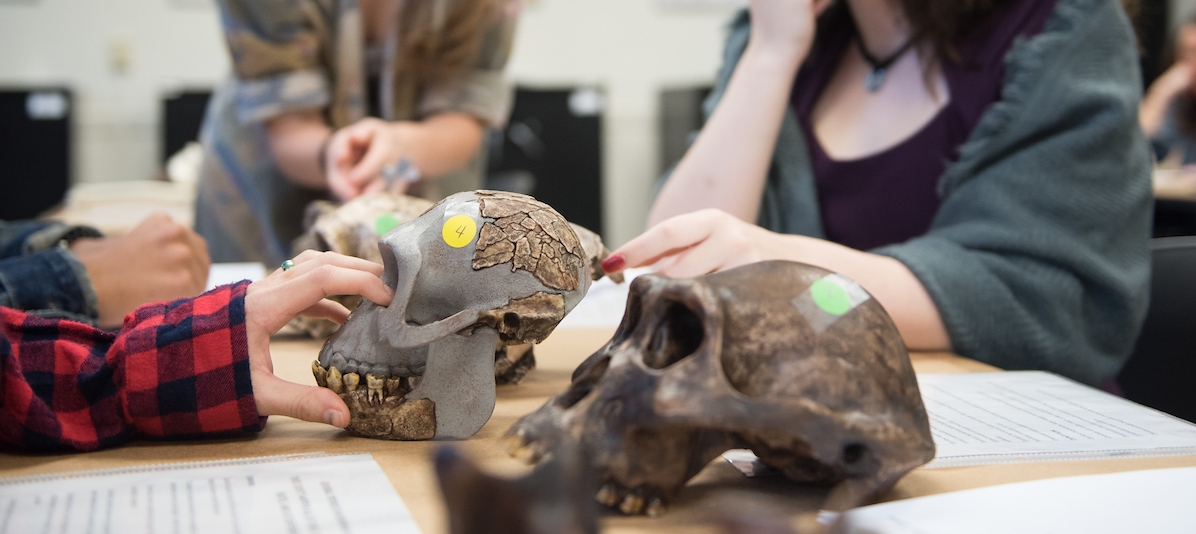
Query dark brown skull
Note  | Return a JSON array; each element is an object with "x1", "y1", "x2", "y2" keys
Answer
[{"x1": 506, "y1": 261, "x2": 934, "y2": 515}]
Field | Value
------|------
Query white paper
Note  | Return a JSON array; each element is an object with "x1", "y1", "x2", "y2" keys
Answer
[
  {"x1": 0, "y1": 452, "x2": 420, "y2": 534},
  {"x1": 919, "y1": 371, "x2": 1196, "y2": 467},
  {"x1": 724, "y1": 371, "x2": 1196, "y2": 475},
  {"x1": 838, "y1": 466, "x2": 1196, "y2": 534},
  {"x1": 557, "y1": 267, "x2": 652, "y2": 329},
  {"x1": 206, "y1": 262, "x2": 267, "y2": 290}
]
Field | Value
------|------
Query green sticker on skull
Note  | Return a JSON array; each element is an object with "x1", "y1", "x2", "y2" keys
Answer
[
  {"x1": 810, "y1": 278, "x2": 851, "y2": 316},
  {"x1": 375, "y1": 213, "x2": 401, "y2": 236}
]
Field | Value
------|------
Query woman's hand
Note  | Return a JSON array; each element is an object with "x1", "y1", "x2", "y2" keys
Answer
[
  {"x1": 604, "y1": 210, "x2": 953, "y2": 350},
  {"x1": 325, "y1": 118, "x2": 411, "y2": 201},
  {"x1": 1141, "y1": 62, "x2": 1196, "y2": 137},
  {"x1": 1149, "y1": 62, "x2": 1195, "y2": 101},
  {"x1": 243, "y1": 251, "x2": 394, "y2": 427},
  {"x1": 747, "y1": 0, "x2": 833, "y2": 62},
  {"x1": 604, "y1": 209, "x2": 793, "y2": 278}
]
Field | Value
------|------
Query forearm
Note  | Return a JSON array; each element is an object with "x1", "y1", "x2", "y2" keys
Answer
[
  {"x1": 1139, "y1": 88, "x2": 1175, "y2": 138},
  {"x1": 648, "y1": 44, "x2": 803, "y2": 227},
  {"x1": 1139, "y1": 65, "x2": 1191, "y2": 139},
  {"x1": 392, "y1": 112, "x2": 484, "y2": 178},
  {"x1": 0, "y1": 283, "x2": 261, "y2": 452},
  {"x1": 780, "y1": 236, "x2": 952, "y2": 351},
  {"x1": 265, "y1": 110, "x2": 333, "y2": 190}
]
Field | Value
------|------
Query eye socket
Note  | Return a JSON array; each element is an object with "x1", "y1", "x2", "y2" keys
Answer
[
  {"x1": 378, "y1": 242, "x2": 400, "y2": 290},
  {"x1": 611, "y1": 283, "x2": 644, "y2": 345},
  {"x1": 842, "y1": 443, "x2": 867, "y2": 465},
  {"x1": 503, "y1": 312, "x2": 520, "y2": 331},
  {"x1": 642, "y1": 301, "x2": 703, "y2": 370}
]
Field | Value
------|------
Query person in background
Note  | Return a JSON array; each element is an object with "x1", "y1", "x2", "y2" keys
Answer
[
  {"x1": 196, "y1": 0, "x2": 519, "y2": 267},
  {"x1": 1140, "y1": 13, "x2": 1196, "y2": 164},
  {"x1": 0, "y1": 213, "x2": 209, "y2": 330},
  {"x1": 603, "y1": 0, "x2": 1151, "y2": 387},
  {"x1": 1, "y1": 250, "x2": 391, "y2": 452}
]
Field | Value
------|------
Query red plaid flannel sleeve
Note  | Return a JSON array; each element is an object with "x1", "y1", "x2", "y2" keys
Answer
[{"x1": 0, "y1": 282, "x2": 264, "y2": 451}]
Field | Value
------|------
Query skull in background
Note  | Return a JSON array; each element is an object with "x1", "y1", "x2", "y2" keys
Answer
[
  {"x1": 315, "y1": 190, "x2": 603, "y2": 440},
  {"x1": 506, "y1": 261, "x2": 934, "y2": 516}
]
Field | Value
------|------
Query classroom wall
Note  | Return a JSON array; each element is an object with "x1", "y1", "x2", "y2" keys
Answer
[
  {"x1": 1176, "y1": 0, "x2": 1196, "y2": 25},
  {"x1": 507, "y1": 0, "x2": 738, "y2": 245},
  {"x1": 0, "y1": 0, "x2": 740, "y2": 246},
  {"x1": 0, "y1": 0, "x2": 229, "y2": 187}
]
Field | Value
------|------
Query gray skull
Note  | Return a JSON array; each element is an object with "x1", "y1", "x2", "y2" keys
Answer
[
  {"x1": 315, "y1": 190, "x2": 595, "y2": 439},
  {"x1": 506, "y1": 261, "x2": 935, "y2": 515}
]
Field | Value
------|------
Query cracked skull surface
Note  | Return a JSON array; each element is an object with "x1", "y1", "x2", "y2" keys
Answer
[
  {"x1": 314, "y1": 190, "x2": 609, "y2": 440},
  {"x1": 293, "y1": 192, "x2": 541, "y2": 384},
  {"x1": 506, "y1": 261, "x2": 935, "y2": 516}
]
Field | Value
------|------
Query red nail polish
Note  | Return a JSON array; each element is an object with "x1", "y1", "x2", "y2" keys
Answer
[{"x1": 601, "y1": 254, "x2": 625, "y2": 273}]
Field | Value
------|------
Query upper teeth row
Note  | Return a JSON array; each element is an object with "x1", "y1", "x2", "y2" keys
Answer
[{"x1": 313, "y1": 361, "x2": 414, "y2": 402}]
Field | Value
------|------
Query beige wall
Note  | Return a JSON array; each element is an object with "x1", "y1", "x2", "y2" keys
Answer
[
  {"x1": 0, "y1": 0, "x2": 229, "y2": 186},
  {"x1": 507, "y1": 0, "x2": 738, "y2": 244},
  {"x1": 0, "y1": 0, "x2": 739, "y2": 245}
]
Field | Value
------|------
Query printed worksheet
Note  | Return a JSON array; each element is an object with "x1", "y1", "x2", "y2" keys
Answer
[
  {"x1": 919, "y1": 371, "x2": 1196, "y2": 466},
  {"x1": 0, "y1": 452, "x2": 420, "y2": 534},
  {"x1": 838, "y1": 466, "x2": 1196, "y2": 534},
  {"x1": 724, "y1": 371, "x2": 1196, "y2": 474}
]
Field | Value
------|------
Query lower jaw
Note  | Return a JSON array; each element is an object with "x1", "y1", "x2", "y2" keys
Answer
[{"x1": 312, "y1": 361, "x2": 436, "y2": 440}]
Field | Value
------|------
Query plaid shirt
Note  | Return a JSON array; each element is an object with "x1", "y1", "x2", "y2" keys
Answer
[
  {"x1": 195, "y1": 0, "x2": 518, "y2": 266},
  {"x1": 1, "y1": 281, "x2": 264, "y2": 452}
]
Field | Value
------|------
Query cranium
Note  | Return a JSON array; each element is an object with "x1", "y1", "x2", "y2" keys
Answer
[
  {"x1": 294, "y1": 192, "x2": 542, "y2": 384},
  {"x1": 506, "y1": 261, "x2": 934, "y2": 516},
  {"x1": 315, "y1": 190, "x2": 604, "y2": 439}
]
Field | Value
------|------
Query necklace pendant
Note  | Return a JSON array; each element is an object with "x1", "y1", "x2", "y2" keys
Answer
[{"x1": 865, "y1": 68, "x2": 887, "y2": 92}]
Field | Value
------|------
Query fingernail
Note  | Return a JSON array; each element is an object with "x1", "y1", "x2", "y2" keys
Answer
[
  {"x1": 601, "y1": 254, "x2": 625, "y2": 273},
  {"x1": 324, "y1": 409, "x2": 345, "y2": 428}
]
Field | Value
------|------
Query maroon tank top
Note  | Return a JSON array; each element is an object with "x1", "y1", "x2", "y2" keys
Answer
[{"x1": 791, "y1": 0, "x2": 1059, "y2": 250}]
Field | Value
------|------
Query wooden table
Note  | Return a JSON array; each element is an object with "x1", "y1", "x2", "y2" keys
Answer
[{"x1": 3, "y1": 328, "x2": 1194, "y2": 533}]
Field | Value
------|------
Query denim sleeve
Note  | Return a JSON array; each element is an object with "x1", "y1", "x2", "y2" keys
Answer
[
  {"x1": 418, "y1": 11, "x2": 518, "y2": 128},
  {"x1": 0, "y1": 220, "x2": 102, "y2": 323},
  {"x1": 218, "y1": 0, "x2": 331, "y2": 123}
]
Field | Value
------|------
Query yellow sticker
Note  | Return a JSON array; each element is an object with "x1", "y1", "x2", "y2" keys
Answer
[{"x1": 442, "y1": 215, "x2": 477, "y2": 248}]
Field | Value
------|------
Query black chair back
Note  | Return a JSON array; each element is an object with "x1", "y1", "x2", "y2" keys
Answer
[{"x1": 1117, "y1": 236, "x2": 1196, "y2": 422}]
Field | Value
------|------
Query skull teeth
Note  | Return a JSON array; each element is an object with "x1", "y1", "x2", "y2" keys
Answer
[
  {"x1": 645, "y1": 498, "x2": 665, "y2": 518},
  {"x1": 314, "y1": 364, "x2": 414, "y2": 401},
  {"x1": 366, "y1": 374, "x2": 384, "y2": 404},
  {"x1": 504, "y1": 433, "x2": 540, "y2": 464},
  {"x1": 385, "y1": 376, "x2": 407, "y2": 398},
  {"x1": 326, "y1": 367, "x2": 344, "y2": 393},
  {"x1": 619, "y1": 493, "x2": 644, "y2": 515},
  {"x1": 312, "y1": 361, "x2": 328, "y2": 387},
  {"x1": 595, "y1": 484, "x2": 620, "y2": 507},
  {"x1": 595, "y1": 483, "x2": 664, "y2": 517}
]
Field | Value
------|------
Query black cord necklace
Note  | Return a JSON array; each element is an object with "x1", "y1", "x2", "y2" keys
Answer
[{"x1": 857, "y1": 32, "x2": 918, "y2": 92}]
